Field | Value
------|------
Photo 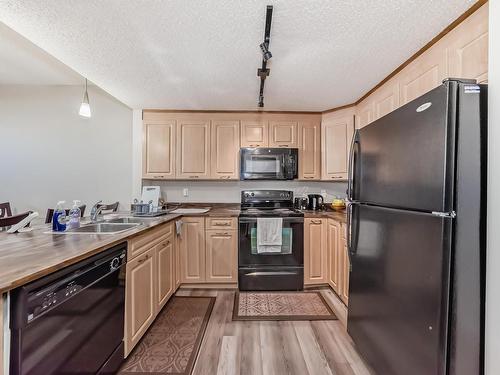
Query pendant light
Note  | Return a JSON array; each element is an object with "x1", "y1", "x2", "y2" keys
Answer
[{"x1": 79, "y1": 78, "x2": 91, "y2": 118}]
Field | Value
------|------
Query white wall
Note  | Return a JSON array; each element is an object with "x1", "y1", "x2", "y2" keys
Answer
[
  {"x1": 0, "y1": 84, "x2": 133, "y2": 216},
  {"x1": 143, "y1": 179, "x2": 347, "y2": 203},
  {"x1": 486, "y1": 0, "x2": 499, "y2": 373}
]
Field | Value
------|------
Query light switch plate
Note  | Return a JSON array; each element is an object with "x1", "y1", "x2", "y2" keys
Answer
[{"x1": 183, "y1": 188, "x2": 189, "y2": 197}]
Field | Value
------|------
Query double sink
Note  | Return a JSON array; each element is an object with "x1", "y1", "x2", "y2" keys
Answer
[{"x1": 65, "y1": 217, "x2": 150, "y2": 234}]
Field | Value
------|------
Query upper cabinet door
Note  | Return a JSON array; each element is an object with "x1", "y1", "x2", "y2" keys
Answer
[
  {"x1": 176, "y1": 120, "x2": 211, "y2": 179},
  {"x1": 269, "y1": 121, "x2": 298, "y2": 148},
  {"x1": 211, "y1": 120, "x2": 240, "y2": 180},
  {"x1": 298, "y1": 122, "x2": 321, "y2": 180},
  {"x1": 355, "y1": 101, "x2": 374, "y2": 129},
  {"x1": 446, "y1": 3, "x2": 488, "y2": 83},
  {"x1": 398, "y1": 44, "x2": 448, "y2": 105},
  {"x1": 240, "y1": 121, "x2": 268, "y2": 147},
  {"x1": 321, "y1": 115, "x2": 354, "y2": 181},
  {"x1": 143, "y1": 122, "x2": 176, "y2": 179}
]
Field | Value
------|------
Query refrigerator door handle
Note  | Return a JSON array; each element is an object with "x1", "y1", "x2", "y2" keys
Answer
[
  {"x1": 346, "y1": 202, "x2": 354, "y2": 267},
  {"x1": 347, "y1": 130, "x2": 360, "y2": 201}
]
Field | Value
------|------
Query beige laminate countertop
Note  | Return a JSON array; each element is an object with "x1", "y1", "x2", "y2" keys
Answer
[
  {"x1": 0, "y1": 204, "x2": 241, "y2": 293},
  {"x1": 302, "y1": 209, "x2": 347, "y2": 223},
  {"x1": 0, "y1": 214, "x2": 181, "y2": 293}
]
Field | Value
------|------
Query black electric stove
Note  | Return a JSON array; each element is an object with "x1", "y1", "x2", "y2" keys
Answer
[{"x1": 238, "y1": 190, "x2": 304, "y2": 291}]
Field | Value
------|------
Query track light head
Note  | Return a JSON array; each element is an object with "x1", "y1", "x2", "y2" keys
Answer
[{"x1": 260, "y1": 42, "x2": 272, "y2": 61}]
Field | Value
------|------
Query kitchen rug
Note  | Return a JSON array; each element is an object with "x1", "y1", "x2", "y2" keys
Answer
[
  {"x1": 119, "y1": 296, "x2": 215, "y2": 375},
  {"x1": 232, "y1": 291, "x2": 337, "y2": 321}
]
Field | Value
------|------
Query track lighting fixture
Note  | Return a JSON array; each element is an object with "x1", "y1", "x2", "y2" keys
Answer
[
  {"x1": 79, "y1": 78, "x2": 91, "y2": 118},
  {"x1": 256, "y1": 5, "x2": 274, "y2": 107},
  {"x1": 260, "y1": 42, "x2": 272, "y2": 61}
]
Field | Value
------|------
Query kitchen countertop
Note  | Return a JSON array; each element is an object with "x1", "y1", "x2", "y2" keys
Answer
[
  {"x1": 0, "y1": 213, "x2": 182, "y2": 294},
  {"x1": 167, "y1": 203, "x2": 240, "y2": 217},
  {"x1": 0, "y1": 204, "x2": 240, "y2": 293},
  {"x1": 302, "y1": 208, "x2": 347, "y2": 223},
  {"x1": 0, "y1": 203, "x2": 343, "y2": 294}
]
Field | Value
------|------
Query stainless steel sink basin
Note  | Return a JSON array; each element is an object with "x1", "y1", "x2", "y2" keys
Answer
[
  {"x1": 66, "y1": 223, "x2": 140, "y2": 234},
  {"x1": 105, "y1": 217, "x2": 149, "y2": 224}
]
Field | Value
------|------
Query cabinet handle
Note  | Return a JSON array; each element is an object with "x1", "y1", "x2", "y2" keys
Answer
[
  {"x1": 214, "y1": 223, "x2": 230, "y2": 226},
  {"x1": 331, "y1": 176, "x2": 343, "y2": 179},
  {"x1": 189, "y1": 175, "x2": 199, "y2": 179},
  {"x1": 249, "y1": 144, "x2": 259, "y2": 147},
  {"x1": 304, "y1": 176, "x2": 314, "y2": 179},
  {"x1": 311, "y1": 220, "x2": 322, "y2": 224},
  {"x1": 138, "y1": 254, "x2": 149, "y2": 264},
  {"x1": 153, "y1": 175, "x2": 164, "y2": 179},
  {"x1": 279, "y1": 144, "x2": 289, "y2": 147},
  {"x1": 215, "y1": 232, "x2": 229, "y2": 235}
]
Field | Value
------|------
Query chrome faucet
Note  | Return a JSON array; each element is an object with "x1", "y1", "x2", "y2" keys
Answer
[{"x1": 90, "y1": 200, "x2": 104, "y2": 222}]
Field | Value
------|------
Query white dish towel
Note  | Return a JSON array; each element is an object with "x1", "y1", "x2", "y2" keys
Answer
[{"x1": 257, "y1": 217, "x2": 283, "y2": 254}]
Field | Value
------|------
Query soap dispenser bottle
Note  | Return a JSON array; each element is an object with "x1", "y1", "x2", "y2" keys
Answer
[
  {"x1": 67, "y1": 200, "x2": 81, "y2": 229},
  {"x1": 52, "y1": 201, "x2": 67, "y2": 232}
]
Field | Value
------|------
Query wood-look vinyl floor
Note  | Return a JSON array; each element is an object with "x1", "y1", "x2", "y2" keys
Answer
[{"x1": 175, "y1": 288, "x2": 374, "y2": 375}]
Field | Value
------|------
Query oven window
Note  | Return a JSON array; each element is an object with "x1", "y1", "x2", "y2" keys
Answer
[
  {"x1": 245, "y1": 155, "x2": 281, "y2": 174},
  {"x1": 250, "y1": 227, "x2": 292, "y2": 255}
]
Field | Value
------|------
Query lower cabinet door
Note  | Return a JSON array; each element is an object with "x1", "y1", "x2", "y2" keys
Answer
[
  {"x1": 125, "y1": 247, "x2": 155, "y2": 356},
  {"x1": 340, "y1": 241, "x2": 350, "y2": 305},
  {"x1": 205, "y1": 229, "x2": 237, "y2": 283},
  {"x1": 304, "y1": 218, "x2": 328, "y2": 284},
  {"x1": 327, "y1": 219, "x2": 341, "y2": 294},
  {"x1": 156, "y1": 236, "x2": 174, "y2": 312},
  {"x1": 180, "y1": 217, "x2": 206, "y2": 283}
]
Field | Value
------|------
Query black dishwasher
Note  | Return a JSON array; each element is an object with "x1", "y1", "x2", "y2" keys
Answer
[{"x1": 10, "y1": 242, "x2": 127, "y2": 375}]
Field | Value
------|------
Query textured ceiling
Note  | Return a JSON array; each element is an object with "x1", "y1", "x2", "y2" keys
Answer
[
  {"x1": 0, "y1": 22, "x2": 83, "y2": 85},
  {"x1": 0, "y1": 0, "x2": 475, "y2": 110}
]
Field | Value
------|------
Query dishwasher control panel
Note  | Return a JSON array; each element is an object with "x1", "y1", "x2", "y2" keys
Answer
[{"x1": 23, "y1": 248, "x2": 127, "y2": 323}]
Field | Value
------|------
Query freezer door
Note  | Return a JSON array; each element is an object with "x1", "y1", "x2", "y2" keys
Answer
[
  {"x1": 347, "y1": 203, "x2": 451, "y2": 375},
  {"x1": 354, "y1": 83, "x2": 456, "y2": 212}
]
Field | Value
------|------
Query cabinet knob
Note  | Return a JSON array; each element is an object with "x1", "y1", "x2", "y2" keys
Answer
[{"x1": 311, "y1": 219, "x2": 322, "y2": 224}]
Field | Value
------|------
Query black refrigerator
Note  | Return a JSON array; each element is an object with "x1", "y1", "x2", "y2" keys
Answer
[{"x1": 346, "y1": 79, "x2": 487, "y2": 375}]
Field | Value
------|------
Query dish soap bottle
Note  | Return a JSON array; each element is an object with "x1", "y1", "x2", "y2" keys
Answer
[
  {"x1": 67, "y1": 200, "x2": 81, "y2": 229},
  {"x1": 52, "y1": 201, "x2": 67, "y2": 232}
]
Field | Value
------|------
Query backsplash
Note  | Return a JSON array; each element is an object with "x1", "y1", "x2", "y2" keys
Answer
[{"x1": 142, "y1": 180, "x2": 347, "y2": 203}]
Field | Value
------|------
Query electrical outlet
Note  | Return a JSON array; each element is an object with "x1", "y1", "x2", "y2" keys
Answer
[{"x1": 183, "y1": 188, "x2": 189, "y2": 197}]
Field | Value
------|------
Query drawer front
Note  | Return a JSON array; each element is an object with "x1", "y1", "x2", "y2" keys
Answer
[
  {"x1": 128, "y1": 222, "x2": 173, "y2": 260},
  {"x1": 205, "y1": 217, "x2": 237, "y2": 230}
]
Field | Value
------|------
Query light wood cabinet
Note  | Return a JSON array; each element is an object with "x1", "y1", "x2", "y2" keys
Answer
[
  {"x1": 174, "y1": 233, "x2": 181, "y2": 289},
  {"x1": 340, "y1": 241, "x2": 350, "y2": 305},
  {"x1": 355, "y1": 101, "x2": 374, "y2": 129},
  {"x1": 298, "y1": 122, "x2": 321, "y2": 180},
  {"x1": 211, "y1": 120, "x2": 240, "y2": 180},
  {"x1": 179, "y1": 217, "x2": 206, "y2": 283},
  {"x1": 398, "y1": 43, "x2": 448, "y2": 106},
  {"x1": 372, "y1": 80, "x2": 400, "y2": 121},
  {"x1": 155, "y1": 235, "x2": 174, "y2": 312},
  {"x1": 205, "y1": 229, "x2": 238, "y2": 283},
  {"x1": 269, "y1": 121, "x2": 298, "y2": 148},
  {"x1": 176, "y1": 120, "x2": 211, "y2": 179},
  {"x1": 304, "y1": 218, "x2": 328, "y2": 285},
  {"x1": 143, "y1": 121, "x2": 176, "y2": 179},
  {"x1": 327, "y1": 219, "x2": 341, "y2": 294},
  {"x1": 125, "y1": 247, "x2": 155, "y2": 356},
  {"x1": 446, "y1": 3, "x2": 488, "y2": 83},
  {"x1": 321, "y1": 115, "x2": 354, "y2": 181},
  {"x1": 240, "y1": 121, "x2": 268, "y2": 147}
]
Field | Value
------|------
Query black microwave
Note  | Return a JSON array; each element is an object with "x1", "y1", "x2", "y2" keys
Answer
[{"x1": 240, "y1": 148, "x2": 298, "y2": 180}]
